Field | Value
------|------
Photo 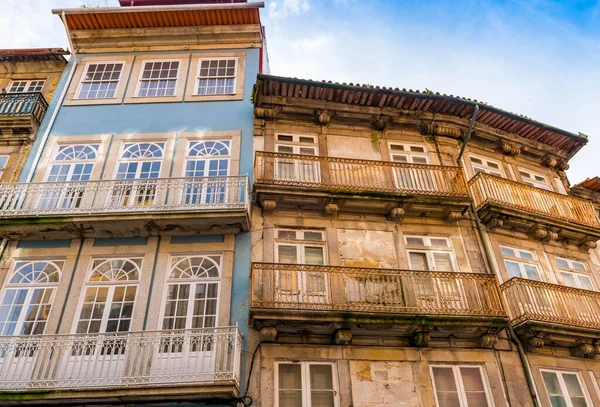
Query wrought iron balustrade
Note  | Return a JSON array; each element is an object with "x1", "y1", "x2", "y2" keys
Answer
[
  {"x1": 251, "y1": 263, "x2": 506, "y2": 317},
  {"x1": 0, "y1": 92, "x2": 48, "y2": 126},
  {"x1": 0, "y1": 327, "x2": 241, "y2": 391},
  {"x1": 254, "y1": 151, "x2": 470, "y2": 198},
  {"x1": 0, "y1": 175, "x2": 250, "y2": 217},
  {"x1": 501, "y1": 278, "x2": 600, "y2": 330},
  {"x1": 469, "y1": 172, "x2": 600, "y2": 228}
]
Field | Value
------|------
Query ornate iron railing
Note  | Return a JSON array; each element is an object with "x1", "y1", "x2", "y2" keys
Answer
[
  {"x1": 0, "y1": 327, "x2": 241, "y2": 391},
  {"x1": 0, "y1": 92, "x2": 48, "y2": 126},
  {"x1": 0, "y1": 175, "x2": 250, "y2": 217},
  {"x1": 501, "y1": 278, "x2": 600, "y2": 329},
  {"x1": 469, "y1": 172, "x2": 600, "y2": 228},
  {"x1": 250, "y1": 263, "x2": 506, "y2": 317},
  {"x1": 254, "y1": 151, "x2": 470, "y2": 198}
]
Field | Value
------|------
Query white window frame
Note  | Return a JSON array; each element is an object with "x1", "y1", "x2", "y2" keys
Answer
[
  {"x1": 430, "y1": 364, "x2": 494, "y2": 407},
  {"x1": 519, "y1": 168, "x2": 551, "y2": 191},
  {"x1": 275, "y1": 133, "x2": 319, "y2": 155},
  {"x1": 555, "y1": 257, "x2": 594, "y2": 290},
  {"x1": 8, "y1": 80, "x2": 45, "y2": 93},
  {"x1": 0, "y1": 155, "x2": 9, "y2": 178},
  {"x1": 405, "y1": 236, "x2": 457, "y2": 272},
  {"x1": 114, "y1": 142, "x2": 166, "y2": 180},
  {"x1": 134, "y1": 59, "x2": 181, "y2": 98},
  {"x1": 469, "y1": 154, "x2": 505, "y2": 178},
  {"x1": 275, "y1": 361, "x2": 340, "y2": 407},
  {"x1": 71, "y1": 258, "x2": 142, "y2": 334},
  {"x1": 500, "y1": 246, "x2": 544, "y2": 281},
  {"x1": 541, "y1": 369, "x2": 592, "y2": 407},
  {"x1": 44, "y1": 144, "x2": 99, "y2": 182},
  {"x1": 388, "y1": 142, "x2": 430, "y2": 164},
  {"x1": 275, "y1": 229, "x2": 327, "y2": 265},
  {"x1": 75, "y1": 61, "x2": 126, "y2": 100},
  {"x1": 194, "y1": 57, "x2": 238, "y2": 96},
  {"x1": 274, "y1": 134, "x2": 320, "y2": 183}
]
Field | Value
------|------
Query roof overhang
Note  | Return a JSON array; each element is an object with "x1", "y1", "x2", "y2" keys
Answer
[
  {"x1": 255, "y1": 74, "x2": 587, "y2": 160},
  {"x1": 0, "y1": 48, "x2": 69, "y2": 62}
]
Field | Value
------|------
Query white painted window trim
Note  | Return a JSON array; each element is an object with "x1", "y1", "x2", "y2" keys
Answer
[
  {"x1": 540, "y1": 369, "x2": 592, "y2": 407},
  {"x1": 274, "y1": 133, "x2": 319, "y2": 154},
  {"x1": 44, "y1": 144, "x2": 100, "y2": 182},
  {"x1": 134, "y1": 59, "x2": 182, "y2": 98},
  {"x1": 0, "y1": 155, "x2": 9, "y2": 178},
  {"x1": 555, "y1": 257, "x2": 594, "y2": 290},
  {"x1": 113, "y1": 141, "x2": 166, "y2": 179},
  {"x1": 74, "y1": 60, "x2": 126, "y2": 100},
  {"x1": 70, "y1": 257, "x2": 142, "y2": 334},
  {"x1": 388, "y1": 142, "x2": 430, "y2": 164},
  {"x1": 430, "y1": 364, "x2": 494, "y2": 407},
  {"x1": 275, "y1": 229, "x2": 327, "y2": 265},
  {"x1": 183, "y1": 140, "x2": 231, "y2": 177},
  {"x1": 518, "y1": 167, "x2": 551, "y2": 191},
  {"x1": 405, "y1": 235, "x2": 457, "y2": 272},
  {"x1": 275, "y1": 361, "x2": 340, "y2": 407},
  {"x1": 501, "y1": 245, "x2": 544, "y2": 281},
  {"x1": 194, "y1": 57, "x2": 238, "y2": 96},
  {"x1": 8, "y1": 79, "x2": 45, "y2": 93},
  {"x1": 469, "y1": 153, "x2": 505, "y2": 178},
  {"x1": 157, "y1": 254, "x2": 223, "y2": 330}
]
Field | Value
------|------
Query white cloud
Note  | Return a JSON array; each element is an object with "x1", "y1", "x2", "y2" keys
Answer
[{"x1": 268, "y1": 0, "x2": 310, "y2": 21}]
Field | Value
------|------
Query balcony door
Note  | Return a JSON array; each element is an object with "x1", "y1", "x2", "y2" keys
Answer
[
  {"x1": 155, "y1": 256, "x2": 222, "y2": 381},
  {"x1": 62, "y1": 259, "x2": 141, "y2": 387},
  {"x1": 112, "y1": 142, "x2": 164, "y2": 208},
  {"x1": 0, "y1": 260, "x2": 63, "y2": 384},
  {"x1": 275, "y1": 229, "x2": 328, "y2": 306},
  {"x1": 274, "y1": 134, "x2": 320, "y2": 184},
  {"x1": 389, "y1": 143, "x2": 434, "y2": 192},
  {"x1": 182, "y1": 140, "x2": 230, "y2": 205},
  {"x1": 39, "y1": 144, "x2": 99, "y2": 211}
]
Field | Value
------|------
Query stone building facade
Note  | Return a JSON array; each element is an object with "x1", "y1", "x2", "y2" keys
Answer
[{"x1": 247, "y1": 75, "x2": 600, "y2": 407}]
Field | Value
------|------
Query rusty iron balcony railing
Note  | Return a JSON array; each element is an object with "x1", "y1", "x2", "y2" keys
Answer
[
  {"x1": 251, "y1": 263, "x2": 506, "y2": 318},
  {"x1": 0, "y1": 92, "x2": 48, "y2": 127},
  {"x1": 501, "y1": 278, "x2": 600, "y2": 330},
  {"x1": 0, "y1": 327, "x2": 242, "y2": 391},
  {"x1": 0, "y1": 175, "x2": 250, "y2": 217},
  {"x1": 254, "y1": 151, "x2": 470, "y2": 198},
  {"x1": 469, "y1": 172, "x2": 600, "y2": 228}
]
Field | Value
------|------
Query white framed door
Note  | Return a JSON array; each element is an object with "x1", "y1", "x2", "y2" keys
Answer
[
  {"x1": 274, "y1": 134, "x2": 320, "y2": 184},
  {"x1": 182, "y1": 140, "x2": 231, "y2": 205}
]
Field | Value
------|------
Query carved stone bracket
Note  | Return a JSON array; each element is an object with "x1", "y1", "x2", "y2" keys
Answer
[
  {"x1": 334, "y1": 329, "x2": 353, "y2": 345},
  {"x1": 487, "y1": 218, "x2": 503, "y2": 231},
  {"x1": 579, "y1": 239, "x2": 597, "y2": 251},
  {"x1": 524, "y1": 337, "x2": 544, "y2": 352},
  {"x1": 262, "y1": 199, "x2": 277, "y2": 212},
  {"x1": 542, "y1": 155, "x2": 558, "y2": 168},
  {"x1": 558, "y1": 160, "x2": 570, "y2": 171},
  {"x1": 571, "y1": 343, "x2": 595, "y2": 358},
  {"x1": 314, "y1": 110, "x2": 334, "y2": 125},
  {"x1": 260, "y1": 327, "x2": 278, "y2": 343},
  {"x1": 254, "y1": 107, "x2": 279, "y2": 119},
  {"x1": 388, "y1": 207, "x2": 405, "y2": 222},
  {"x1": 324, "y1": 203, "x2": 339, "y2": 217},
  {"x1": 412, "y1": 332, "x2": 431, "y2": 348},
  {"x1": 528, "y1": 225, "x2": 548, "y2": 241},
  {"x1": 419, "y1": 121, "x2": 462, "y2": 138},
  {"x1": 370, "y1": 115, "x2": 388, "y2": 131},
  {"x1": 444, "y1": 210, "x2": 463, "y2": 224},
  {"x1": 498, "y1": 141, "x2": 521, "y2": 157},
  {"x1": 478, "y1": 333, "x2": 499, "y2": 349}
]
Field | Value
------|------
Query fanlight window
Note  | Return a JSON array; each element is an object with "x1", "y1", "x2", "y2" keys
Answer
[
  {"x1": 54, "y1": 145, "x2": 98, "y2": 161},
  {"x1": 170, "y1": 256, "x2": 220, "y2": 279},
  {"x1": 89, "y1": 259, "x2": 141, "y2": 282},
  {"x1": 9, "y1": 261, "x2": 62, "y2": 284},
  {"x1": 121, "y1": 142, "x2": 165, "y2": 159},
  {"x1": 188, "y1": 140, "x2": 230, "y2": 157}
]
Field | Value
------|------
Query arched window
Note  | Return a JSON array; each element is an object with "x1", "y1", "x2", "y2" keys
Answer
[
  {"x1": 75, "y1": 259, "x2": 141, "y2": 334},
  {"x1": 183, "y1": 141, "x2": 231, "y2": 205},
  {"x1": 121, "y1": 142, "x2": 165, "y2": 159},
  {"x1": 46, "y1": 144, "x2": 99, "y2": 183},
  {"x1": 55, "y1": 145, "x2": 98, "y2": 161},
  {"x1": 0, "y1": 260, "x2": 63, "y2": 336},
  {"x1": 161, "y1": 255, "x2": 221, "y2": 330}
]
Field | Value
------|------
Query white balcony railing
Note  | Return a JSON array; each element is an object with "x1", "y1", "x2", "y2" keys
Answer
[
  {"x1": 0, "y1": 176, "x2": 250, "y2": 217},
  {"x1": 0, "y1": 327, "x2": 242, "y2": 391}
]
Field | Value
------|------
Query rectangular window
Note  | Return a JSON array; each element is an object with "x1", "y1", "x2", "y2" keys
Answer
[
  {"x1": 389, "y1": 143, "x2": 429, "y2": 164},
  {"x1": 405, "y1": 236, "x2": 456, "y2": 272},
  {"x1": 541, "y1": 370, "x2": 590, "y2": 407},
  {"x1": 275, "y1": 134, "x2": 320, "y2": 182},
  {"x1": 0, "y1": 156, "x2": 8, "y2": 178},
  {"x1": 431, "y1": 365, "x2": 492, "y2": 407},
  {"x1": 519, "y1": 168, "x2": 551, "y2": 190},
  {"x1": 556, "y1": 258, "x2": 594, "y2": 290},
  {"x1": 136, "y1": 60, "x2": 180, "y2": 97},
  {"x1": 8, "y1": 80, "x2": 45, "y2": 93},
  {"x1": 77, "y1": 62, "x2": 124, "y2": 99},
  {"x1": 501, "y1": 246, "x2": 543, "y2": 281},
  {"x1": 277, "y1": 362, "x2": 338, "y2": 407},
  {"x1": 469, "y1": 155, "x2": 505, "y2": 177},
  {"x1": 195, "y1": 59, "x2": 237, "y2": 95}
]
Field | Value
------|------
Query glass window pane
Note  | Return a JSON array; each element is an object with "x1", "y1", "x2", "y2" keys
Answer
[
  {"x1": 278, "y1": 246, "x2": 298, "y2": 264},
  {"x1": 310, "y1": 365, "x2": 333, "y2": 390},
  {"x1": 433, "y1": 253, "x2": 454, "y2": 272},
  {"x1": 556, "y1": 258, "x2": 569, "y2": 268},
  {"x1": 311, "y1": 392, "x2": 334, "y2": 407},
  {"x1": 304, "y1": 231, "x2": 323, "y2": 241},
  {"x1": 561, "y1": 272, "x2": 577, "y2": 288},
  {"x1": 572, "y1": 262, "x2": 585, "y2": 271},
  {"x1": 501, "y1": 247, "x2": 515, "y2": 257},
  {"x1": 279, "y1": 391, "x2": 302, "y2": 407},
  {"x1": 524, "y1": 265, "x2": 542, "y2": 281},
  {"x1": 460, "y1": 367, "x2": 485, "y2": 392},
  {"x1": 278, "y1": 230, "x2": 297, "y2": 239},
  {"x1": 577, "y1": 275, "x2": 594, "y2": 291},
  {"x1": 563, "y1": 374, "x2": 584, "y2": 397},
  {"x1": 430, "y1": 238, "x2": 448, "y2": 247},
  {"x1": 279, "y1": 364, "x2": 302, "y2": 389},
  {"x1": 519, "y1": 251, "x2": 534, "y2": 260},
  {"x1": 542, "y1": 372, "x2": 563, "y2": 396},
  {"x1": 409, "y1": 252, "x2": 429, "y2": 271},
  {"x1": 305, "y1": 247, "x2": 324, "y2": 265},
  {"x1": 505, "y1": 261, "x2": 522, "y2": 279},
  {"x1": 432, "y1": 367, "x2": 458, "y2": 392},
  {"x1": 406, "y1": 237, "x2": 424, "y2": 246}
]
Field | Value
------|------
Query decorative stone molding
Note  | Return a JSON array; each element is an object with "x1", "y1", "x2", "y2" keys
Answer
[
  {"x1": 544, "y1": 230, "x2": 559, "y2": 242},
  {"x1": 478, "y1": 333, "x2": 499, "y2": 349},
  {"x1": 571, "y1": 343, "x2": 595, "y2": 358},
  {"x1": 528, "y1": 225, "x2": 548, "y2": 241},
  {"x1": 324, "y1": 203, "x2": 339, "y2": 216},
  {"x1": 254, "y1": 107, "x2": 278, "y2": 119},
  {"x1": 259, "y1": 327, "x2": 278, "y2": 342},
  {"x1": 262, "y1": 199, "x2": 277, "y2": 212},
  {"x1": 313, "y1": 110, "x2": 333, "y2": 125},
  {"x1": 444, "y1": 210, "x2": 463, "y2": 224},
  {"x1": 419, "y1": 122, "x2": 462, "y2": 138},
  {"x1": 388, "y1": 207, "x2": 405, "y2": 222},
  {"x1": 524, "y1": 337, "x2": 544, "y2": 352},
  {"x1": 487, "y1": 218, "x2": 503, "y2": 231},
  {"x1": 411, "y1": 332, "x2": 431, "y2": 348},
  {"x1": 579, "y1": 239, "x2": 597, "y2": 251},
  {"x1": 497, "y1": 141, "x2": 521, "y2": 156},
  {"x1": 558, "y1": 160, "x2": 570, "y2": 171},
  {"x1": 542, "y1": 155, "x2": 558, "y2": 168},
  {"x1": 370, "y1": 115, "x2": 388, "y2": 131},
  {"x1": 334, "y1": 329, "x2": 353, "y2": 345}
]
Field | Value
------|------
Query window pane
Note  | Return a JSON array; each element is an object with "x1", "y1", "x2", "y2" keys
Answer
[
  {"x1": 561, "y1": 272, "x2": 577, "y2": 288},
  {"x1": 523, "y1": 265, "x2": 542, "y2": 281},
  {"x1": 278, "y1": 230, "x2": 297, "y2": 239},
  {"x1": 409, "y1": 252, "x2": 429, "y2": 271},
  {"x1": 430, "y1": 238, "x2": 448, "y2": 247},
  {"x1": 305, "y1": 247, "x2": 324, "y2": 265},
  {"x1": 406, "y1": 237, "x2": 424, "y2": 246},
  {"x1": 542, "y1": 371, "x2": 564, "y2": 396},
  {"x1": 563, "y1": 374, "x2": 584, "y2": 397},
  {"x1": 310, "y1": 365, "x2": 333, "y2": 390},
  {"x1": 312, "y1": 392, "x2": 334, "y2": 407},
  {"x1": 433, "y1": 253, "x2": 454, "y2": 272},
  {"x1": 278, "y1": 246, "x2": 298, "y2": 264},
  {"x1": 501, "y1": 247, "x2": 515, "y2": 257},
  {"x1": 572, "y1": 262, "x2": 585, "y2": 271},
  {"x1": 577, "y1": 275, "x2": 594, "y2": 291},
  {"x1": 556, "y1": 258, "x2": 569, "y2": 268},
  {"x1": 304, "y1": 231, "x2": 323, "y2": 241},
  {"x1": 432, "y1": 367, "x2": 461, "y2": 407},
  {"x1": 460, "y1": 367, "x2": 485, "y2": 392},
  {"x1": 279, "y1": 364, "x2": 302, "y2": 389},
  {"x1": 505, "y1": 261, "x2": 522, "y2": 279},
  {"x1": 280, "y1": 391, "x2": 302, "y2": 407},
  {"x1": 519, "y1": 251, "x2": 534, "y2": 261}
]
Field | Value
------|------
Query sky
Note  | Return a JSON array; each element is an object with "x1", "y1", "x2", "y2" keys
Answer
[{"x1": 1, "y1": 0, "x2": 599, "y2": 184}]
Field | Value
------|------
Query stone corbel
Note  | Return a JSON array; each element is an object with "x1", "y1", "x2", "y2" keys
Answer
[
  {"x1": 542, "y1": 155, "x2": 558, "y2": 168},
  {"x1": 528, "y1": 225, "x2": 548, "y2": 241},
  {"x1": 370, "y1": 115, "x2": 388, "y2": 132},
  {"x1": 444, "y1": 210, "x2": 463, "y2": 224},
  {"x1": 254, "y1": 107, "x2": 279, "y2": 119},
  {"x1": 334, "y1": 329, "x2": 352, "y2": 345},
  {"x1": 411, "y1": 331, "x2": 431, "y2": 348},
  {"x1": 478, "y1": 333, "x2": 499, "y2": 349},
  {"x1": 313, "y1": 110, "x2": 334, "y2": 125},
  {"x1": 579, "y1": 239, "x2": 597, "y2": 251},
  {"x1": 259, "y1": 327, "x2": 278, "y2": 342},
  {"x1": 524, "y1": 337, "x2": 544, "y2": 352},
  {"x1": 388, "y1": 207, "x2": 405, "y2": 222},
  {"x1": 419, "y1": 121, "x2": 462, "y2": 138},
  {"x1": 557, "y1": 160, "x2": 570, "y2": 171},
  {"x1": 487, "y1": 218, "x2": 504, "y2": 231},
  {"x1": 497, "y1": 141, "x2": 521, "y2": 157},
  {"x1": 262, "y1": 199, "x2": 277, "y2": 212},
  {"x1": 571, "y1": 343, "x2": 595, "y2": 358},
  {"x1": 324, "y1": 203, "x2": 339, "y2": 217}
]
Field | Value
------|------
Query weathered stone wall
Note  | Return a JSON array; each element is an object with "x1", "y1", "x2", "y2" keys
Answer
[{"x1": 337, "y1": 229, "x2": 396, "y2": 269}]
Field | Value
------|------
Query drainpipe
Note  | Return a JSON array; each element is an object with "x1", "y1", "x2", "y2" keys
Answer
[
  {"x1": 460, "y1": 104, "x2": 541, "y2": 407},
  {"x1": 25, "y1": 11, "x2": 78, "y2": 183}
]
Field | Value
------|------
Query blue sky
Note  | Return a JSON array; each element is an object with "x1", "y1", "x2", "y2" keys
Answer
[{"x1": 1, "y1": 0, "x2": 599, "y2": 184}]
